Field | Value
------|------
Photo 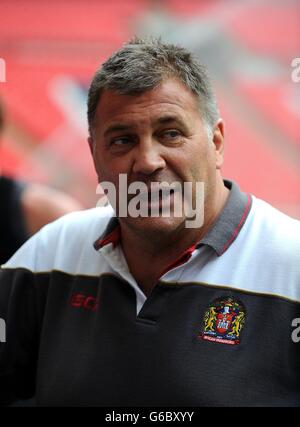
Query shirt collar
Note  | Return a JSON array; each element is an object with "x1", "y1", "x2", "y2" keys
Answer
[
  {"x1": 199, "y1": 180, "x2": 252, "y2": 255},
  {"x1": 94, "y1": 180, "x2": 252, "y2": 256},
  {"x1": 94, "y1": 216, "x2": 120, "y2": 250}
]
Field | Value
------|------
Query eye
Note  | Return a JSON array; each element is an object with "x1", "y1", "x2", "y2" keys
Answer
[
  {"x1": 160, "y1": 129, "x2": 182, "y2": 141},
  {"x1": 110, "y1": 136, "x2": 132, "y2": 147}
]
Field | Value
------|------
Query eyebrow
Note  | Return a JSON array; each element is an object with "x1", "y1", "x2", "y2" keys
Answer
[
  {"x1": 103, "y1": 124, "x2": 134, "y2": 137},
  {"x1": 103, "y1": 115, "x2": 187, "y2": 137},
  {"x1": 155, "y1": 115, "x2": 188, "y2": 131},
  {"x1": 156, "y1": 115, "x2": 182, "y2": 124}
]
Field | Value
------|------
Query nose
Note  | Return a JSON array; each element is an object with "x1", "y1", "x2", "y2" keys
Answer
[{"x1": 132, "y1": 140, "x2": 166, "y2": 175}]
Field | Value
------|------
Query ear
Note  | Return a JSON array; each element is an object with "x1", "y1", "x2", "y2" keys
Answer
[
  {"x1": 88, "y1": 136, "x2": 101, "y2": 182},
  {"x1": 212, "y1": 119, "x2": 225, "y2": 170},
  {"x1": 87, "y1": 136, "x2": 94, "y2": 156}
]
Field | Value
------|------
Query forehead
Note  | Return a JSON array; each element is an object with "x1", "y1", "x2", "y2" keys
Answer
[{"x1": 94, "y1": 79, "x2": 201, "y2": 131}]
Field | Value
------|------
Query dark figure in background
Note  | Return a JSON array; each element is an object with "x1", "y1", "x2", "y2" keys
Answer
[
  {"x1": 0, "y1": 99, "x2": 82, "y2": 265},
  {"x1": 0, "y1": 99, "x2": 82, "y2": 406}
]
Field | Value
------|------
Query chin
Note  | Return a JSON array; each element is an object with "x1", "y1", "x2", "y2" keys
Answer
[{"x1": 124, "y1": 215, "x2": 186, "y2": 235}]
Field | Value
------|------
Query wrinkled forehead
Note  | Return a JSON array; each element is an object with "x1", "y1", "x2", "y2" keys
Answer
[{"x1": 93, "y1": 79, "x2": 202, "y2": 132}]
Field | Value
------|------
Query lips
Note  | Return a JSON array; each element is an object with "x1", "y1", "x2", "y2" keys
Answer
[
  {"x1": 127, "y1": 187, "x2": 177, "y2": 207},
  {"x1": 133, "y1": 190, "x2": 178, "y2": 217},
  {"x1": 138, "y1": 188, "x2": 174, "y2": 201},
  {"x1": 127, "y1": 181, "x2": 180, "y2": 201}
]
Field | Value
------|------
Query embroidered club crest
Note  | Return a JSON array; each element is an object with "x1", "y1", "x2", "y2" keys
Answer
[{"x1": 200, "y1": 296, "x2": 246, "y2": 345}]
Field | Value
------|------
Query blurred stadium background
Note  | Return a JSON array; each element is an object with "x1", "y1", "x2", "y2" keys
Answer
[{"x1": 0, "y1": 0, "x2": 299, "y2": 217}]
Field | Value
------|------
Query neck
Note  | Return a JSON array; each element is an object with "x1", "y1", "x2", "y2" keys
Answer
[{"x1": 120, "y1": 179, "x2": 229, "y2": 295}]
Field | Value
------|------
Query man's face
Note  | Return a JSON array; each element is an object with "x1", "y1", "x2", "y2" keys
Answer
[{"x1": 89, "y1": 78, "x2": 224, "y2": 235}]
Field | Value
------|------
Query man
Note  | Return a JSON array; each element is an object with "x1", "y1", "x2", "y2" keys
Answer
[
  {"x1": 0, "y1": 98, "x2": 82, "y2": 265},
  {"x1": 0, "y1": 38, "x2": 299, "y2": 406}
]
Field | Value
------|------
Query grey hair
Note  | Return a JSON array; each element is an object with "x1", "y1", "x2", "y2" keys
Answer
[{"x1": 87, "y1": 37, "x2": 219, "y2": 137}]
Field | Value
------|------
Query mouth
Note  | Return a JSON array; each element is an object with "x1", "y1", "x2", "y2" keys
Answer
[{"x1": 130, "y1": 187, "x2": 178, "y2": 216}]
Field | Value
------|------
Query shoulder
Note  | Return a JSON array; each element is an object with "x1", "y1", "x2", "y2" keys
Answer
[
  {"x1": 239, "y1": 196, "x2": 300, "y2": 268},
  {"x1": 41, "y1": 205, "x2": 114, "y2": 236},
  {"x1": 40, "y1": 205, "x2": 114, "y2": 244},
  {"x1": 2, "y1": 206, "x2": 115, "y2": 272},
  {"x1": 249, "y1": 196, "x2": 300, "y2": 243},
  {"x1": 220, "y1": 196, "x2": 300, "y2": 301}
]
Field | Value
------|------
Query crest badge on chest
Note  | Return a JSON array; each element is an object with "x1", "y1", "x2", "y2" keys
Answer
[{"x1": 200, "y1": 296, "x2": 246, "y2": 345}]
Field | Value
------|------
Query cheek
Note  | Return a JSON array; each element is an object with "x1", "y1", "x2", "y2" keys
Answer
[
  {"x1": 186, "y1": 146, "x2": 209, "y2": 176},
  {"x1": 97, "y1": 147, "x2": 132, "y2": 174},
  {"x1": 93, "y1": 147, "x2": 113, "y2": 176},
  {"x1": 93, "y1": 155, "x2": 112, "y2": 184},
  {"x1": 95, "y1": 159, "x2": 128, "y2": 192},
  {"x1": 191, "y1": 152, "x2": 216, "y2": 184}
]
